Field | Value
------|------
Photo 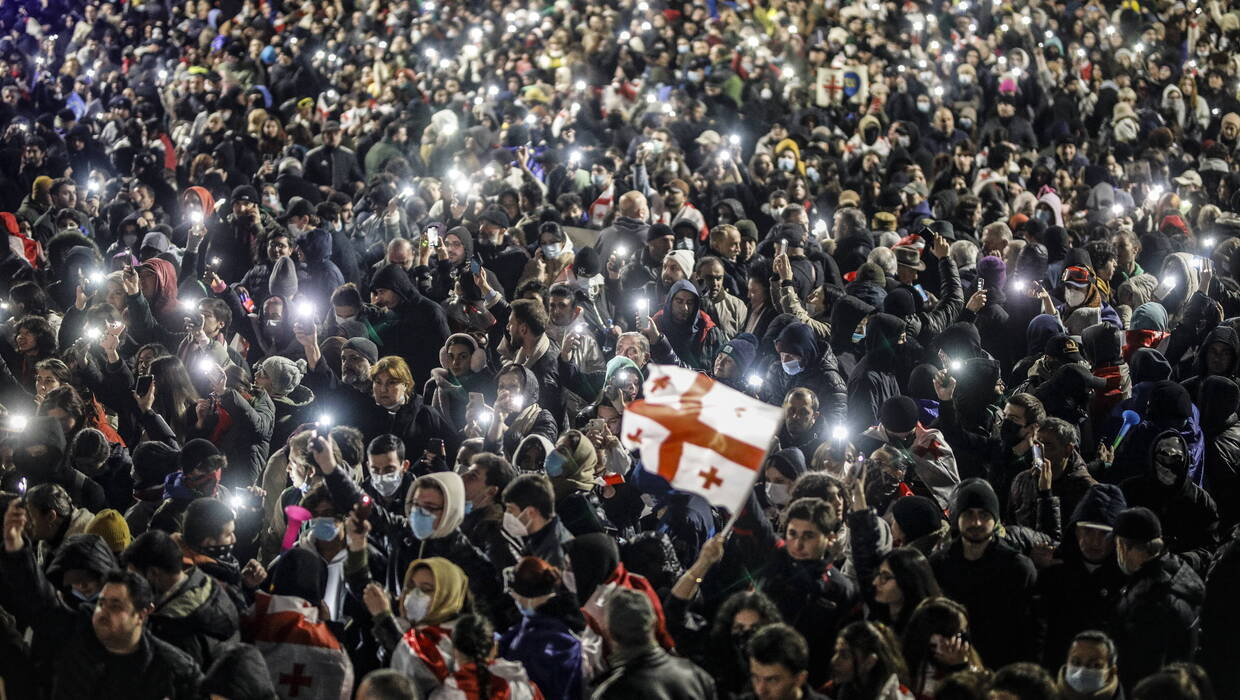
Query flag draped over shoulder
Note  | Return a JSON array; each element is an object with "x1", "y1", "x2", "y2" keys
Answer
[{"x1": 242, "y1": 592, "x2": 354, "y2": 700}]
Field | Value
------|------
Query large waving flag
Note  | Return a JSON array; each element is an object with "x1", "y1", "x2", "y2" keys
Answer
[{"x1": 621, "y1": 365, "x2": 782, "y2": 514}]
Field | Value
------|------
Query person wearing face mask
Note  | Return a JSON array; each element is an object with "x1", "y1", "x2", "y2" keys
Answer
[
  {"x1": 542, "y1": 430, "x2": 605, "y2": 536},
  {"x1": 1057, "y1": 266, "x2": 1121, "y2": 328},
  {"x1": 178, "y1": 498, "x2": 263, "y2": 598},
  {"x1": 518, "y1": 221, "x2": 575, "y2": 290},
  {"x1": 1056, "y1": 631, "x2": 1124, "y2": 700},
  {"x1": 1119, "y1": 432, "x2": 1219, "y2": 575},
  {"x1": 44, "y1": 530, "x2": 116, "y2": 612},
  {"x1": 12, "y1": 415, "x2": 109, "y2": 513},
  {"x1": 1198, "y1": 376, "x2": 1240, "y2": 530},
  {"x1": 502, "y1": 473, "x2": 574, "y2": 570},
  {"x1": 124, "y1": 528, "x2": 241, "y2": 668},
  {"x1": 758, "y1": 448, "x2": 808, "y2": 523},
  {"x1": 1109, "y1": 506, "x2": 1205, "y2": 691},
  {"x1": 765, "y1": 322, "x2": 848, "y2": 430},
  {"x1": 149, "y1": 439, "x2": 235, "y2": 535},
  {"x1": 358, "y1": 553, "x2": 470, "y2": 697},
  {"x1": 498, "y1": 556, "x2": 587, "y2": 700},
  {"x1": 314, "y1": 430, "x2": 498, "y2": 609}
]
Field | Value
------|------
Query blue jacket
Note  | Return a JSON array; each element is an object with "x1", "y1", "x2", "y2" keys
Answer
[{"x1": 500, "y1": 604, "x2": 584, "y2": 700}]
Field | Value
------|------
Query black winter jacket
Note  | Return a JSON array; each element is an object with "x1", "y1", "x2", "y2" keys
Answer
[
  {"x1": 591, "y1": 646, "x2": 717, "y2": 700},
  {"x1": 1110, "y1": 553, "x2": 1205, "y2": 690}
]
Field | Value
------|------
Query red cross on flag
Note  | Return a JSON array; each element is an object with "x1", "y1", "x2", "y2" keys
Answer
[{"x1": 621, "y1": 365, "x2": 782, "y2": 514}]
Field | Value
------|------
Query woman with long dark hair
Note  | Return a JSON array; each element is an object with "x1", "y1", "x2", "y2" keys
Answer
[
  {"x1": 871, "y1": 548, "x2": 943, "y2": 635},
  {"x1": 826, "y1": 621, "x2": 914, "y2": 700}
]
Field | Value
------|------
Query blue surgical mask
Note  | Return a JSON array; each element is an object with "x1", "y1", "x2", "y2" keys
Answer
[
  {"x1": 71, "y1": 589, "x2": 100, "y2": 604},
  {"x1": 782, "y1": 359, "x2": 803, "y2": 376},
  {"x1": 545, "y1": 450, "x2": 568, "y2": 477},
  {"x1": 852, "y1": 331, "x2": 866, "y2": 344},
  {"x1": 309, "y1": 517, "x2": 339, "y2": 541},
  {"x1": 517, "y1": 600, "x2": 538, "y2": 617},
  {"x1": 778, "y1": 157, "x2": 795, "y2": 171},
  {"x1": 410, "y1": 507, "x2": 436, "y2": 539},
  {"x1": 541, "y1": 243, "x2": 561, "y2": 259},
  {"x1": 371, "y1": 470, "x2": 403, "y2": 498},
  {"x1": 464, "y1": 501, "x2": 474, "y2": 515},
  {"x1": 591, "y1": 173, "x2": 607, "y2": 188},
  {"x1": 806, "y1": 166, "x2": 820, "y2": 182},
  {"x1": 1064, "y1": 665, "x2": 1108, "y2": 694}
]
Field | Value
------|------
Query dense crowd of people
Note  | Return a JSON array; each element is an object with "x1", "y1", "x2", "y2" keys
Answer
[{"x1": 3, "y1": 0, "x2": 1240, "y2": 698}]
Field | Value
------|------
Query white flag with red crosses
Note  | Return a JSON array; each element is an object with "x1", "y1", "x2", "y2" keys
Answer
[{"x1": 621, "y1": 365, "x2": 782, "y2": 513}]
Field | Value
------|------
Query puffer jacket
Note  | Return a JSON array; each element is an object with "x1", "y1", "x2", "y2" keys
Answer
[
  {"x1": 1110, "y1": 552, "x2": 1205, "y2": 690},
  {"x1": 147, "y1": 566, "x2": 241, "y2": 669}
]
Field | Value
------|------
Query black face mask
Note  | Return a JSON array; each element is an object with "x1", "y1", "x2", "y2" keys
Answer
[
  {"x1": 198, "y1": 543, "x2": 235, "y2": 563},
  {"x1": 999, "y1": 418, "x2": 1024, "y2": 445}
]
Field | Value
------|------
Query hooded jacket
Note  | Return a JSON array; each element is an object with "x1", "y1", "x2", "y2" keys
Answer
[
  {"x1": 1120, "y1": 431, "x2": 1220, "y2": 574},
  {"x1": 1200, "y1": 376, "x2": 1240, "y2": 529},
  {"x1": 846, "y1": 313, "x2": 905, "y2": 431},
  {"x1": 296, "y1": 227, "x2": 346, "y2": 305},
  {"x1": 1109, "y1": 380, "x2": 1205, "y2": 488},
  {"x1": 1083, "y1": 322, "x2": 1131, "y2": 427},
  {"x1": 763, "y1": 322, "x2": 847, "y2": 426},
  {"x1": 652, "y1": 280, "x2": 725, "y2": 371},
  {"x1": 1180, "y1": 325, "x2": 1239, "y2": 401},
  {"x1": 371, "y1": 262, "x2": 451, "y2": 388}
]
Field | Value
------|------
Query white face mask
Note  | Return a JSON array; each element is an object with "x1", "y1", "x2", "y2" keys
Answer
[
  {"x1": 764, "y1": 482, "x2": 790, "y2": 506},
  {"x1": 371, "y1": 470, "x2": 403, "y2": 498},
  {"x1": 403, "y1": 589, "x2": 431, "y2": 623},
  {"x1": 502, "y1": 510, "x2": 529, "y2": 538},
  {"x1": 1065, "y1": 665, "x2": 1109, "y2": 694},
  {"x1": 1065, "y1": 287, "x2": 1088, "y2": 306}
]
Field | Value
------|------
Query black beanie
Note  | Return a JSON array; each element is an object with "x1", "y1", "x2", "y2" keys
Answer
[
  {"x1": 951, "y1": 478, "x2": 1001, "y2": 522},
  {"x1": 880, "y1": 396, "x2": 921, "y2": 433},
  {"x1": 884, "y1": 288, "x2": 917, "y2": 317},
  {"x1": 890, "y1": 496, "x2": 944, "y2": 541},
  {"x1": 574, "y1": 246, "x2": 602, "y2": 277}
]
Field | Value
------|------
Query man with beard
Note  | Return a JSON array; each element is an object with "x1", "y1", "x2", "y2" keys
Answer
[
  {"x1": 776, "y1": 389, "x2": 826, "y2": 465},
  {"x1": 649, "y1": 280, "x2": 725, "y2": 372},
  {"x1": 1007, "y1": 417, "x2": 1098, "y2": 530},
  {"x1": 931, "y1": 478, "x2": 1038, "y2": 669},
  {"x1": 301, "y1": 331, "x2": 381, "y2": 426}
]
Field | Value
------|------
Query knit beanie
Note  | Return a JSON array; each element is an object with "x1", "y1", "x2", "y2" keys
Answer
[
  {"x1": 85, "y1": 509, "x2": 132, "y2": 554},
  {"x1": 666, "y1": 249, "x2": 695, "y2": 280},
  {"x1": 880, "y1": 396, "x2": 921, "y2": 433},
  {"x1": 256, "y1": 356, "x2": 309, "y2": 396},
  {"x1": 890, "y1": 496, "x2": 944, "y2": 542},
  {"x1": 951, "y1": 478, "x2": 1001, "y2": 522},
  {"x1": 268, "y1": 256, "x2": 299, "y2": 300}
]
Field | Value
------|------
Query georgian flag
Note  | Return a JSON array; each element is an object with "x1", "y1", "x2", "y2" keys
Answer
[
  {"x1": 621, "y1": 365, "x2": 782, "y2": 514},
  {"x1": 244, "y1": 593, "x2": 354, "y2": 700}
]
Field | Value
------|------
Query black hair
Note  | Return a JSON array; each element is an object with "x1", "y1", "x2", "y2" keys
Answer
[
  {"x1": 471, "y1": 452, "x2": 516, "y2": 493},
  {"x1": 183, "y1": 498, "x2": 235, "y2": 549},
  {"x1": 25, "y1": 483, "x2": 73, "y2": 517},
  {"x1": 989, "y1": 663, "x2": 1058, "y2": 700},
  {"x1": 502, "y1": 473, "x2": 555, "y2": 518},
  {"x1": 123, "y1": 529, "x2": 185, "y2": 575},
  {"x1": 103, "y1": 569, "x2": 155, "y2": 611},
  {"x1": 452, "y1": 614, "x2": 496, "y2": 699},
  {"x1": 878, "y1": 548, "x2": 942, "y2": 630},
  {"x1": 368, "y1": 434, "x2": 406, "y2": 462},
  {"x1": 357, "y1": 669, "x2": 418, "y2": 699},
  {"x1": 709, "y1": 590, "x2": 782, "y2": 645},
  {"x1": 747, "y1": 623, "x2": 809, "y2": 675}
]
